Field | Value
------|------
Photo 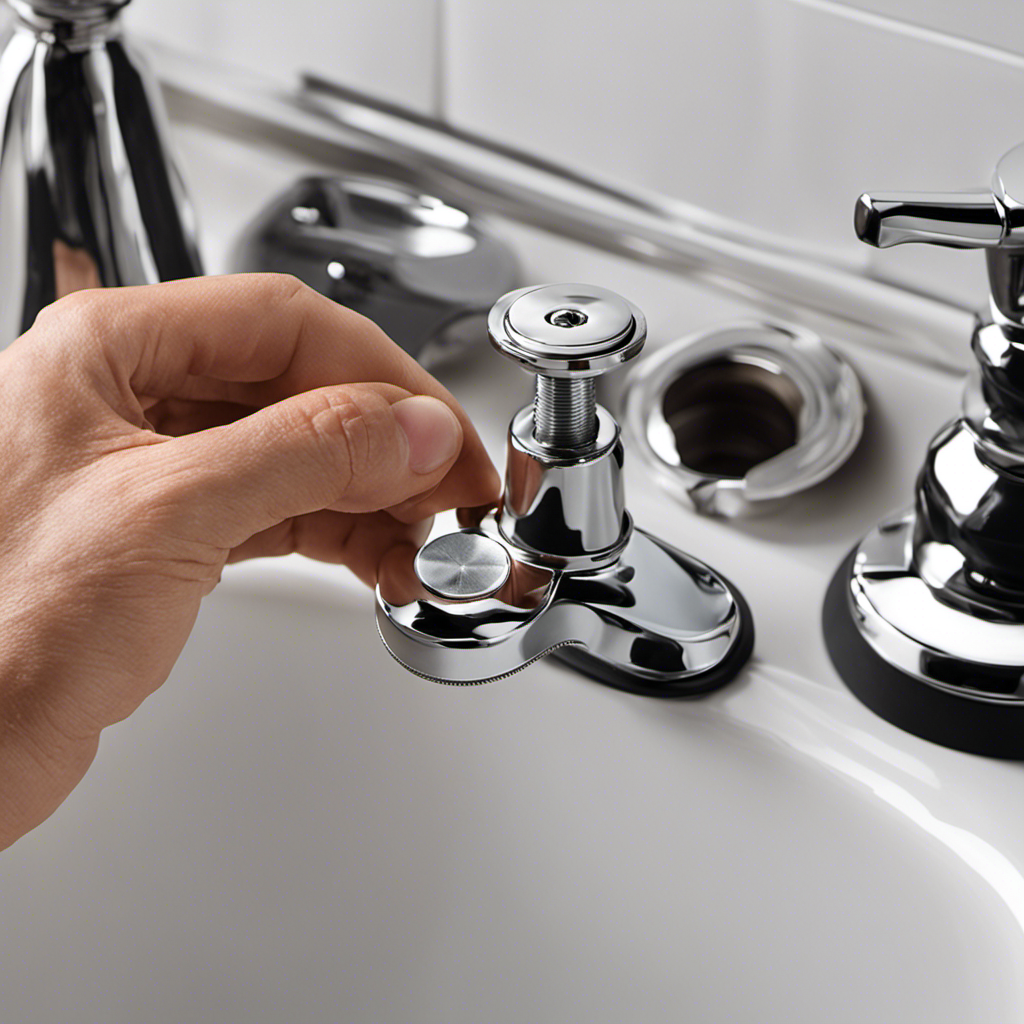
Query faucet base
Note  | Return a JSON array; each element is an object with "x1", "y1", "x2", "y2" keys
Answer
[
  {"x1": 823, "y1": 515, "x2": 1024, "y2": 758},
  {"x1": 552, "y1": 570, "x2": 753, "y2": 698},
  {"x1": 376, "y1": 521, "x2": 754, "y2": 694}
]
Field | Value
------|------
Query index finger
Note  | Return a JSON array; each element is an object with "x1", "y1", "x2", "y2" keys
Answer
[{"x1": 36, "y1": 274, "x2": 502, "y2": 515}]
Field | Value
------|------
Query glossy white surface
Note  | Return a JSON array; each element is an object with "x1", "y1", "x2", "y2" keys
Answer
[
  {"x1": 3, "y1": 116, "x2": 1024, "y2": 1024},
  {"x1": 2, "y1": 558, "x2": 1023, "y2": 1023},
  {"x1": 125, "y1": 0, "x2": 441, "y2": 112},
  {"x1": 445, "y1": 0, "x2": 1024, "y2": 335},
  {"x1": 827, "y1": 0, "x2": 1024, "y2": 55}
]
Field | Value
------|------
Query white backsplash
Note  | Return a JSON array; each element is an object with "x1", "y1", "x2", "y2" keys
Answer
[
  {"x1": 125, "y1": 0, "x2": 441, "y2": 112},
  {"x1": 122, "y1": 0, "x2": 1024, "y2": 364},
  {"x1": 444, "y1": 0, "x2": 1024, "y2": 336}
]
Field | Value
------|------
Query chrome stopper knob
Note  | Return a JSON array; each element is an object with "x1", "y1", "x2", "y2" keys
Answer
[
  {"x1": 488, "y1": 283, "x2": 646, "y2": 447},
  {"x1": 414, "y1": 531, "x2": 512, "y2": 601}
]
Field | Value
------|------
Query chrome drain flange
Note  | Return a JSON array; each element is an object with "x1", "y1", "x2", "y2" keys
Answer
[{"x1": 623, "y1": 321, "x2": 865, "y2": 517}]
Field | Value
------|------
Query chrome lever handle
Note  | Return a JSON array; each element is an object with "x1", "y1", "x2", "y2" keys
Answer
[
  {"x1": 855, "y1": 191, "x2": 1005, "y2": 249},
  {"x1": 855, "y1": 142, "x2": 1024, "y2": 326}
]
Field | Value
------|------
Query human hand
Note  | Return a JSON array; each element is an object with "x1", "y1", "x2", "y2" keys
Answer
[{"x1": 0, "y1": 274, "x2": 501, "y2": 850}]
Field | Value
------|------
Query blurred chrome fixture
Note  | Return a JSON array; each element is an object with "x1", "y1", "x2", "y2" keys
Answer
[
  {"x1": 232, "y1": 176, "x2": 518, "y2": 366},
  {"x1": 825, "y1": 141, "x2": 1024, "y2": 757},
  {"x1": 284, "y1": 73, "x2": 978, "y2": 370},
  {"x1": 0, "y1": 0, "x2": 202, "y2": 347},
  {"x1": 623, "y1": 322, "x2": 864, "y2": 517},
  {"x1": 377, "y1": 284, "x2": 754, "y2": 694}
]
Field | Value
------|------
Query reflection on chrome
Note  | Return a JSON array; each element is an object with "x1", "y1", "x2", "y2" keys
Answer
[
  {"x1": 377, "y1": 284, "x2": 754, "y2": 694},
  {"x1": 623, "y1": 321, "x2": 865, "y2": 517},
  {"x1": 231, "y1": 176, "x2": 518, "y2": 366},
  {"x1": 829, "y1": 142, "x2": 1024, "y2": 756},
  {"x1": 0, "y1": 0, "x2": 203, "y2": 347},
  {"x1": 377, "y1": 517, "x2": 747, "y2": 692}
]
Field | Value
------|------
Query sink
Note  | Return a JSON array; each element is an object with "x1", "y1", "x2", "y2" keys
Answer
[
  {"x1": 0, "y1": 554, "x2": 1022, "y2": 1023},
  {"x1": 2, "y1": 116, "x2": 1024, "y2": 1024}
]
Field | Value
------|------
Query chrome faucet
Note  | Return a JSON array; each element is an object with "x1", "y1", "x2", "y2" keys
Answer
[
  {"x1": 825, "y1": 142, "x2": 1024, "y2": 756},
  {"x1": 376, "y1": 284, "x2": 755, "y2": 695},
  {"x1": 0, "y1": 0, "x2": 202, "y2": 346}
]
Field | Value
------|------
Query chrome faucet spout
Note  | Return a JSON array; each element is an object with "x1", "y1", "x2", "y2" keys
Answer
[{"x1": 0, "y1": 0, "x2": 202, "y2": 346}]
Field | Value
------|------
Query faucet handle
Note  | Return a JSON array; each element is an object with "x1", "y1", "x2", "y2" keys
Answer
[
  {"x1": 854, "y1": 191, "x2": 1005, "y2": 249},
  {"x1": 855, "y1": 141, "x2": 1024, "y2": 326}
]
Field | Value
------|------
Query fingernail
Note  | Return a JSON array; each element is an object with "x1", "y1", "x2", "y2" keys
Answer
[{"x1": 393, "y1": 396, "x2": 462, "y2": 474}]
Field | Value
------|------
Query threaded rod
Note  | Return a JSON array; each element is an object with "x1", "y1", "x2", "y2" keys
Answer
[{"x1": 533, "y1": 376, "x2": 597, "y2": 447}]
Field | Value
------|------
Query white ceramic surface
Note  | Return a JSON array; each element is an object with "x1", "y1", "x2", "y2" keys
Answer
[
  {"x1": 826, "y1": 0, "x2": 1024, "y2": 55},
  {"x1": 444, "y1": 0, "x2": 1024, "y2": 336},
  {"x1": 3, "y1": 112, "x2": 1024, "y2": 1024},
  {"x1": 2, "y1": 556, "x2": 1022, "y2": 1023},
  {"x1": 125, "y1": 0, "x2": 441, "y2": 112}
]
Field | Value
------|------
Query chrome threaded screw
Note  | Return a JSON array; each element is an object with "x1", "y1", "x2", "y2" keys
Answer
[
  {"x1": 533, "y1": 375, "x2": 596, "y2": 447},
  {"x1": 488, "y1": 284, "x2": 647, "y2": 449}
]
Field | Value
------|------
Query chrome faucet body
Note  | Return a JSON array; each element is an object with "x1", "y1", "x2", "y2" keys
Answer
[
  {"x1": 0, "y1": 0, "x2": 202, "y2": 346},
  {"x1": 376, "y1": 284, "x2": 754, "y2": 695},
  {"x1": 826, "y1": 142, "x2": 1024, "y2": 756}
]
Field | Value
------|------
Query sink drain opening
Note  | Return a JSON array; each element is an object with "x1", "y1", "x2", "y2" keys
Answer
[
  {"x1": 661, "y1": 357, "x2": 803, "y2": 478},
  {"x1": 622, "y1": 320, "x2": 865, "y2": 516}
]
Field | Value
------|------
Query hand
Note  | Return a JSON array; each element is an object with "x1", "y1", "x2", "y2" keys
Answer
[{"x1": 0, "y1": 274, "x2": 501, "y2": 851}]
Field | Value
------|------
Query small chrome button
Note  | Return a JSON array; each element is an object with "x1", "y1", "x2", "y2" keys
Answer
[{"x1": 414, "y1": 531, "x2": 512, "y2": 601}]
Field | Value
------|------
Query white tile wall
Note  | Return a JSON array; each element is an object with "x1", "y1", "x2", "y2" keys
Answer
[
  {"x1": 120, "y1": 0, "x2": 1024, "y2": 351},
  {"x1": 827, "y1": 0, "x2": 1024, "y2": 57},
  {"x1": 444, "y1": 0, "x2": 1024, "y2": 321},
  {"x1": 124, "y1": 0, "x2": 441, "y2": 112}
]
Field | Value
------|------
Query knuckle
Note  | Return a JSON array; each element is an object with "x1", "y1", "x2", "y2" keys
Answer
[
  {"x1": 34, "y1": 288, "x2": 109, "y2": 339},
  {"x1": 253, "y1": 272, "x2": 382, "y2": 338},
  {"x1": 334, "y1": 403, "x2": 373, "y2": 489},
  {"x1": 29, "y1": 291, "x2": 116, "y2": 377},
  {"x1": 294, "y1": 387, "x2": 392, "y2": 497},
  {"x1": 252, "y1": 272, "x2": 314, "y2": 310}
]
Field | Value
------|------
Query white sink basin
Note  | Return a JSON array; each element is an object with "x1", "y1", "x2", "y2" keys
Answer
[
  {"x1": 0, "y1": 555, "x2": 1022, "y2": 1023},
  {"x1": 3, "y1": 122, "x2": 1024, "y2": 1024}
]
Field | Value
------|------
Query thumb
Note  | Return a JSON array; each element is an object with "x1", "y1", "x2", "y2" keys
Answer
[{"x1": 151, "y1": 384, "x2": 463, "y2": 547}]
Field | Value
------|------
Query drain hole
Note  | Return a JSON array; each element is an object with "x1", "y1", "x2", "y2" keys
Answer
[{"x1": 661, "y1": 358, "x2": 802, "y2": 478}]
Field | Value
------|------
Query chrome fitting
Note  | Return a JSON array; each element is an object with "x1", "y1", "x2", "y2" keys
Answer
[
  {"x1": 0, "y1": 0, "x2": 203, "y2": 346},
  {"x1": 490, "y1": 283, "x2": 641, "y2": 567},
  {"x1": 826, "y1": 142, "x2": 1024, "y2": 756},
  {"x1": 376, "y1": 284, "x2": 754, "y2": 695},
  {"x1": 623, "y1": 321, "x2": 864, "y2": 517}
]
